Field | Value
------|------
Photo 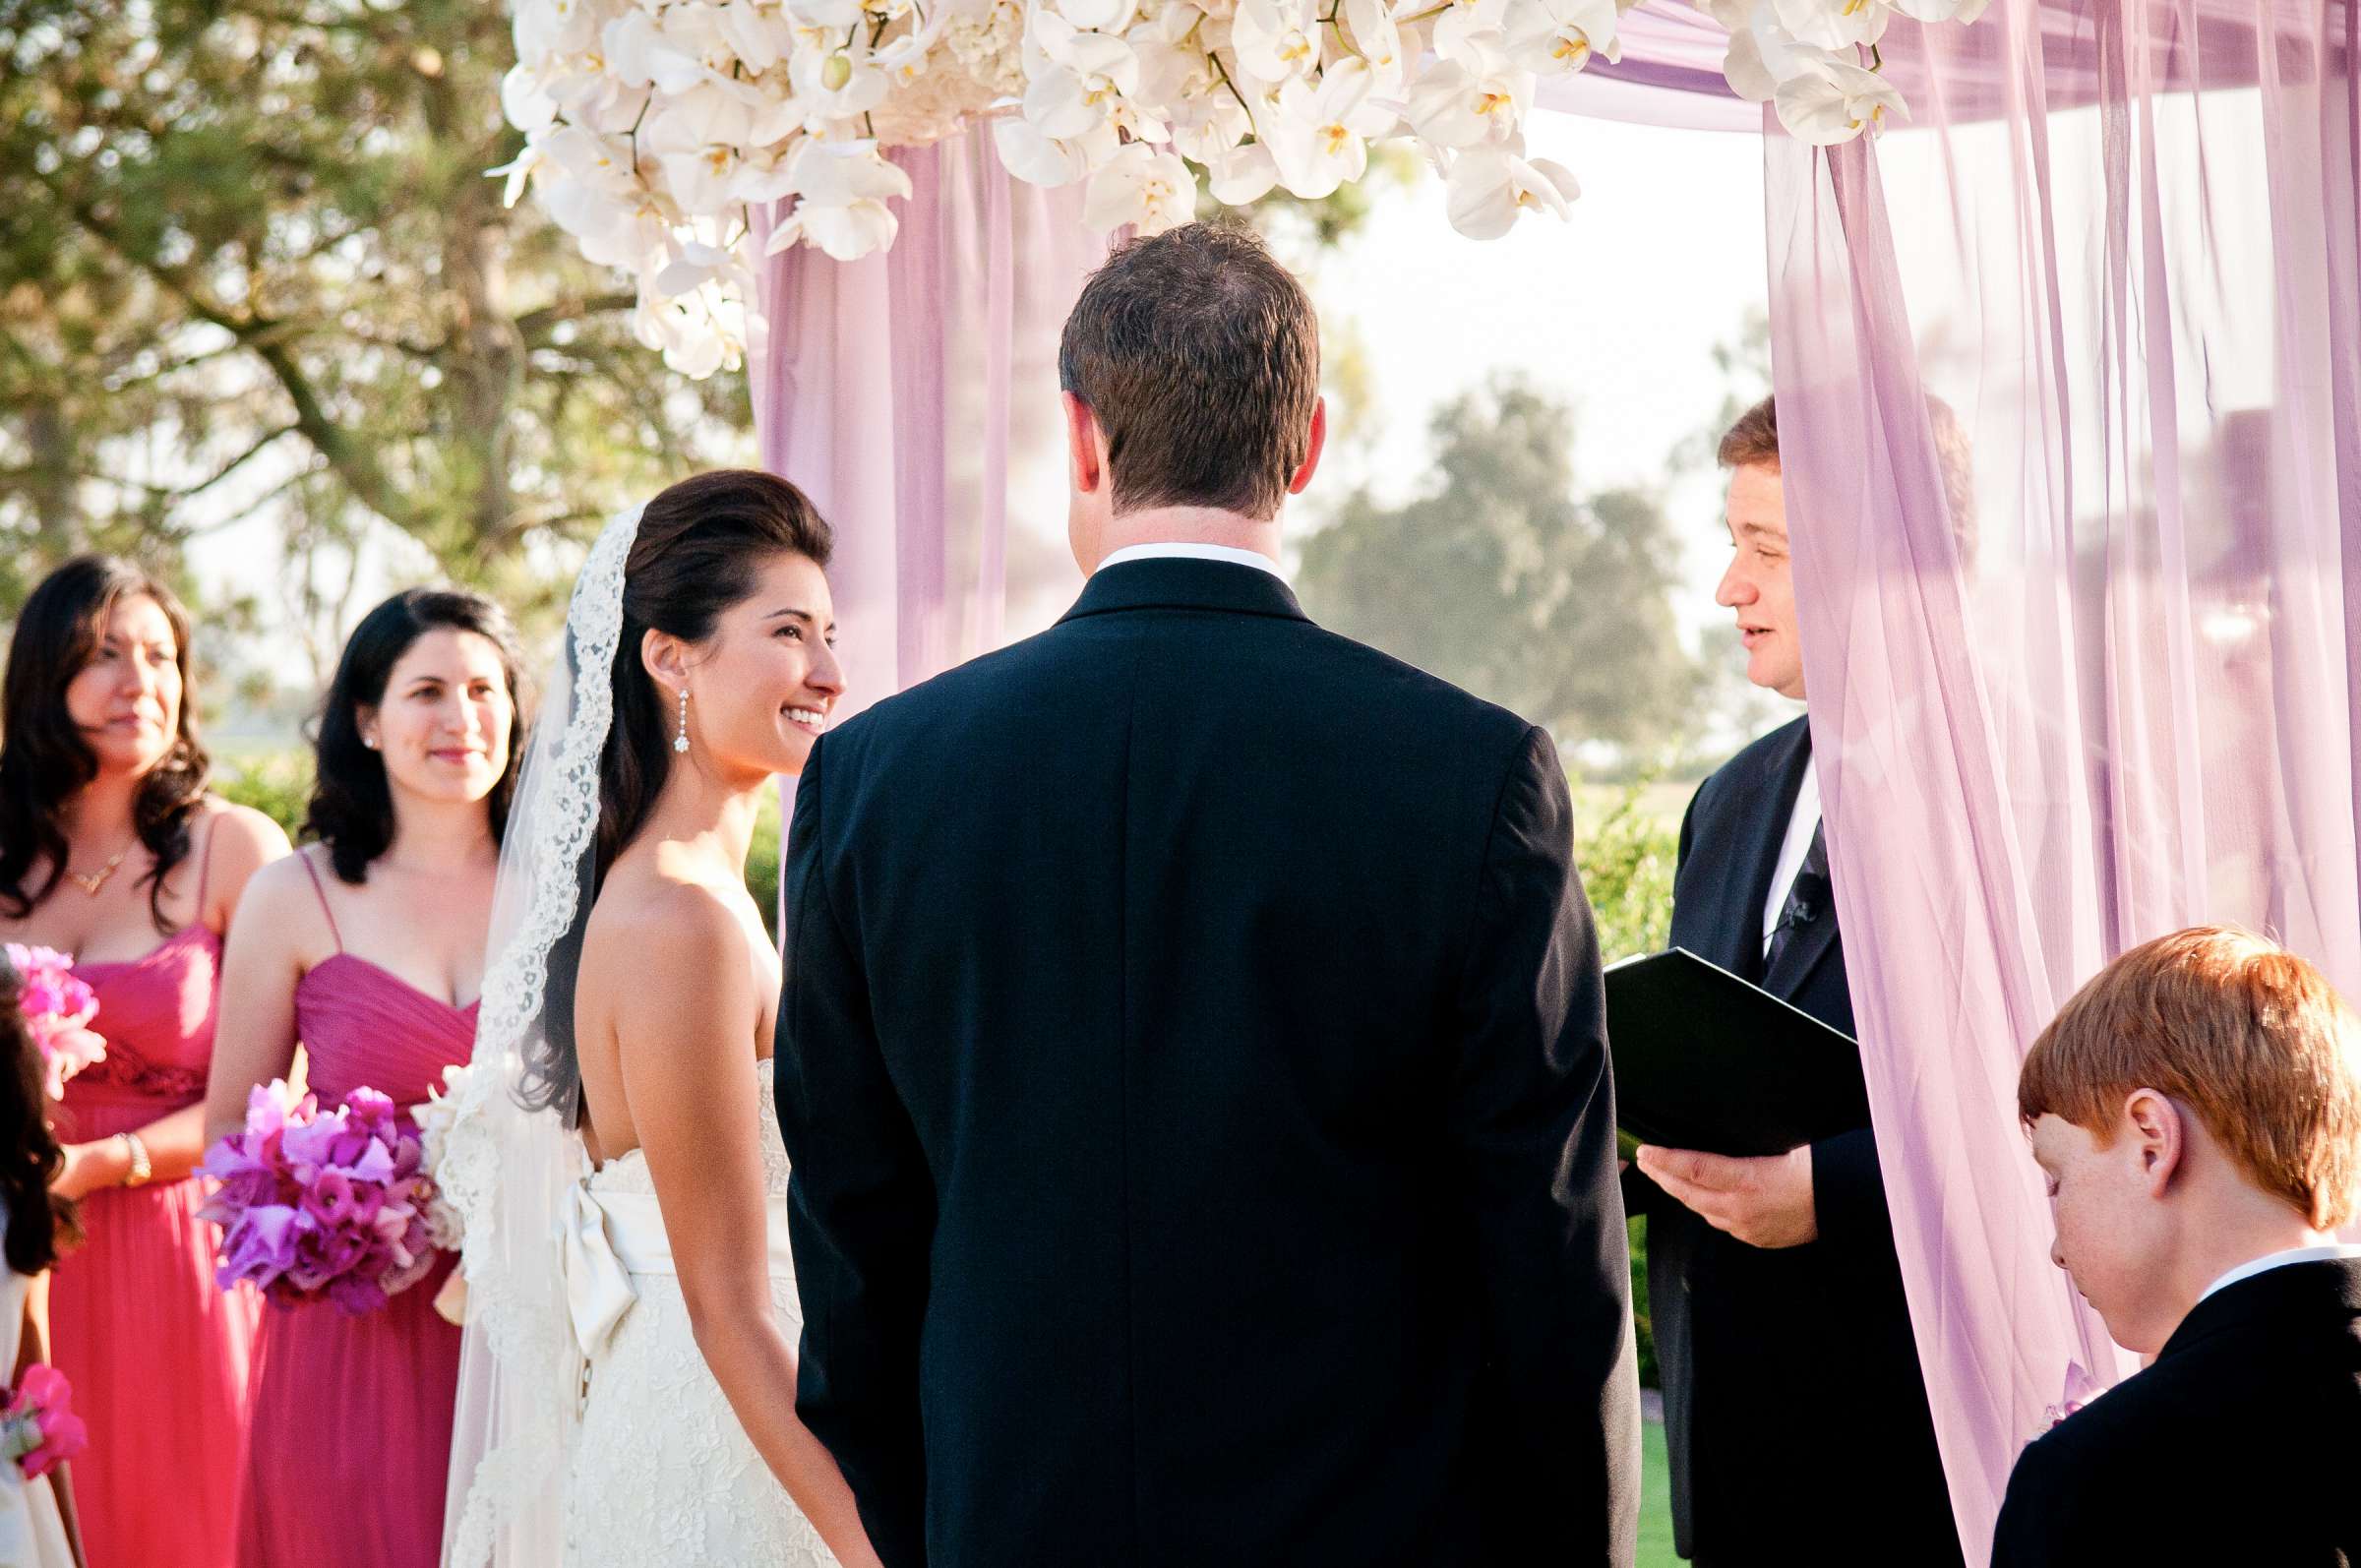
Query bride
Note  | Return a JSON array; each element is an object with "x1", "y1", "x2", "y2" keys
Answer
[{"x1": 438, "y1": 471, "x2": 879, "y2": 1568}]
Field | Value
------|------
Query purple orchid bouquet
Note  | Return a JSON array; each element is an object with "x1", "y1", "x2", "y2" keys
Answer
[
  {"x1": 3, "y1": 943, "x2": 105, "y2": 1100},
  {"x1": 200, "y1": 1080, "x2": 442, "y2": 1315}
]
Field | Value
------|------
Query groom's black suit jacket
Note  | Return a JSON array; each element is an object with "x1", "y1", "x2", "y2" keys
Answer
[
  {"x1": 1991, "y1": 1257, "x2": 2361, "y2": 1566},
  {"x1": 1631, "y1": 714, "x2": 1959, "y2": 1565},
  {"x1": 776, "y1": 558, "x2": 1640, "y2": 1568}
]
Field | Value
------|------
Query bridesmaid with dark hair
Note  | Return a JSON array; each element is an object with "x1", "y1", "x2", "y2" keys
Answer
[
  {"x1": 0, "y1": 555, "x2": 289, "y2": 1568},
  {"x1": 204, "y1": 588, "x2": 525, "y2": 1568}
]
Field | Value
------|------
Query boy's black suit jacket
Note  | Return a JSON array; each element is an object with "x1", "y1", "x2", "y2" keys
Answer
[
  {"x1": 1994, "y1": 1256, "x2": 2361, "y2": 1566},
  {"x1": 1632, "y1": 713, "x2": 1959, "y2": 1565},
  {"x1": 776, "y1": 558, "x2": 1642, "y2": 1568}
]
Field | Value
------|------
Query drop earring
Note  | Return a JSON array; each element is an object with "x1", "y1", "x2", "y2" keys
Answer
[{"x1": 673, "y1": 687, "x2": 690, "y2": 754}]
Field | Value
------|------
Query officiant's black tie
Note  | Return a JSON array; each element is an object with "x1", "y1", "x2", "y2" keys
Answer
[{"x1": 1764, "y1": 820, "x2": 1829, "y2": 976}]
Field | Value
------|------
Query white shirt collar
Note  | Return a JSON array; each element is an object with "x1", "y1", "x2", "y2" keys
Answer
[
  {"x1": 1096, "y1": 542, "x2": 1288, "y2": 581},
  {"x1": 2198, "y1": 1243, "x2": 2361, "y2": 1303}
]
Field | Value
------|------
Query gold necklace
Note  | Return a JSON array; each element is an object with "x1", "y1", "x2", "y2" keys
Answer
[{"x1": 64, "y1": 840, "x2": 135, "y2": 897}]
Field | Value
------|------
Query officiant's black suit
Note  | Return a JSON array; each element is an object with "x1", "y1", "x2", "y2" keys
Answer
[
  {"x1": 1631, "y1": 714, "x2": 1959, "y2": 1566},
  {"x1": 776, "y1": 558, "x2": 1641, "y2": 1568},
  {"x1": 1991, "y1": 1257, "x2": 2361, "y2": 1566}
]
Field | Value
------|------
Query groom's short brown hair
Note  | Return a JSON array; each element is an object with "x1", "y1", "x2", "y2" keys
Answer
[
  {"x1": 1059, "y1": 221, "x2": 1320, "y2": 521},
  {"x1": 2020, "y1": 927, "x2": 2361, "y2": 1228}
]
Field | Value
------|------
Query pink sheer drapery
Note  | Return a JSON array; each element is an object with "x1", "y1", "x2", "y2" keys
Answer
[
  {"x1": 1768, "y1": 0, "x2": 2360, "y2": 1558},
  {"x1": 753, "y1": 129, "x2": 1107, "y2": 728}
]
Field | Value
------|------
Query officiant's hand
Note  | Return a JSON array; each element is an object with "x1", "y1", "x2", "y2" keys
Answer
[{"x1": 1633, "y1": 1144, "x2": 1818, "y2": 1249}]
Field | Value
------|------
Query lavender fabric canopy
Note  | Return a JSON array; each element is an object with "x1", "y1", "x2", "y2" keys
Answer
[
  {"x1": 754, "y1": 2, "x2": 2360, "y2": 1560},
  {"x1": 1767, "y1": 0, "x2": 2360, "y2": 1557}
]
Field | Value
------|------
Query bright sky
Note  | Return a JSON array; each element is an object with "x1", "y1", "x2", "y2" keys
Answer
[{"x1": 1301, "y1": 109, "x2": 1769, "y2": 640}]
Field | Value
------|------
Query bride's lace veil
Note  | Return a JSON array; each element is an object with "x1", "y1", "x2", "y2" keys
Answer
[{"x1": 440, "y1": 506, "x2": 641, "y2": 1568}]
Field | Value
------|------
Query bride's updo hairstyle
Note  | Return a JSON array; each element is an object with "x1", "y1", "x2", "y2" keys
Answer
[{"x1": 519, "y1": 469, "x2": 832, "y2": 1121}]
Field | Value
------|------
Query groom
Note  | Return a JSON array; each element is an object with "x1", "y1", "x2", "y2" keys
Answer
[{"x1": 776, "y1": 222, "x2": 1640, "y2": 1567}]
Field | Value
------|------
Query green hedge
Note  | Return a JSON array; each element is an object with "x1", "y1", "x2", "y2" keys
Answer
[
  {"x1": 218, "y1": 754, "x2": 1680, "y2": 1386},
  {"x1": 1575, "y1": 786, "x2": 1677, "y2": 1390}
]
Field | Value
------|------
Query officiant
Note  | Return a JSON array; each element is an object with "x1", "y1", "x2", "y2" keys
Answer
[{"x1": 1623, "y1": 397, "x2": 1962, "y2": 1567}]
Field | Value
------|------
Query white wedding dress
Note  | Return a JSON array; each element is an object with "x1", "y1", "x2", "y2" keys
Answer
[
  {"x1": 0, "y1": 1203, "x2": 75, "y2": 1568},
  {"x1": 558, "y1": 1057, "x2": 836, "y2": 1568}
]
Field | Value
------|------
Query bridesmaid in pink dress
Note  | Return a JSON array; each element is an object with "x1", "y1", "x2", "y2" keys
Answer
[
  {"x1": 0, "y1": 556, "x2": 291, "y2": 1568},
  {"x1": 205, "y1": 589, "x2": 524, "y2": 1568}
]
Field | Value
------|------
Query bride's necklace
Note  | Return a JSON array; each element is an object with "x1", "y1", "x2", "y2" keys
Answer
[{"x1": 64, "y1": 837, "x2": 136, "y2": 897}]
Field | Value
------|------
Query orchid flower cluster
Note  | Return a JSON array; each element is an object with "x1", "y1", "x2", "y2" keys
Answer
[
  {"x1": 1699, "y1": 0, "x2": 1988, "y2": 146},
  {"x1": 4, "y1": 943, "x2": 105, "y2": 1102},
  {"x1": 0, "y1": 1365, "x2": 87, "y2": 1484},
  {"x1": 201, "y1": 1081, "x2": 445, "y2": 1317},
  {"x1": 499, "y1": 0, "x2": 1987, "y2": 377}
]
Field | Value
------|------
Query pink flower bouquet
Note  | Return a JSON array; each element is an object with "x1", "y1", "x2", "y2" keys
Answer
[
  {"x1": 0, "y1": 1364, "x2": 88, "y2": 1481},
  {"x1": 3, "y1": 943, "x2": 104, "y2": 1100},
  {"x1": 200, "y1": 1080, "x2": 443, "y2": 1315}
]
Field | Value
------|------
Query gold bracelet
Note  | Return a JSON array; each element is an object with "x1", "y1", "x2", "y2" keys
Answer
[{"x1": 117, "y1": 1131, "x2": 152, "y2": 1188}]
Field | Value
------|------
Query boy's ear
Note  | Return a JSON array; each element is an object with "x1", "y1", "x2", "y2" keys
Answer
[{"x1": 2122, "y1": 1087, "x2": 2187, "y2": 1199}]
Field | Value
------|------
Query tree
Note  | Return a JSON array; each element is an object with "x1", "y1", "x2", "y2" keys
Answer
[
  {"x1": 1294, "y1": 378, "x2": 1700, "y2": 752},
  {"x1": 0, "y1": 0, "x2": 748, "y2": 626}
]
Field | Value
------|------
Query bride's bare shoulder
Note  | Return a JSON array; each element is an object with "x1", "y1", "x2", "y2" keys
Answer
[{"x1": 581, "y1": 868, "x2": 744, "y2": 975}]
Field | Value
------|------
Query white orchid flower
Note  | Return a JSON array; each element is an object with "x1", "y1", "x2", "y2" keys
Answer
[
  {"x1": 1769, "y1": 0, "x2": 1889, "y2": 53},
  {"x1": 1127, "y1": 16, "x2": 1216, "y2": 106},
  {"x1": 1889, "y1": 0, "x2": 1991, "y2": 22},
  {"x1": 1506, "y1": 0, "x2": 1623, "y2": 75},
  {"x1": 536, "y1": 123, "x2": 639, "y2": 193},
  {"x1": 1265, "y1": 59, "x2": 1392, "y2": 199},
  {"x1": 542, "y1": 162, "x2": 673, "y2": 271},
  {"x1": 1024, "y1": 13, "x2": 1143, "y2": 137},
  {"x1": 515, "y1": 0, "x2": 600, "y2": 64},
  {"x1": 1402, "y1": 48, "x2": 1531, "y2": 150},
  {"x1": 766, "y1": 140, "x2": 915, "y2": 260},
  {"x1": 1773, "y1": 52, "x2": 1908, "y2": 142},
  {"x1": 1430, "y1": 0, "x2": 1511, "y2": 69},
  {"x1": 1720, "y1": 5, "x2": 1826, "y2": 99},
  {"x1": 1202, "y1": 138, "x2": 1279, "y2": 203},
  {"x1": 635, "y1": 284, "x2": 745, "y2": 379},
  {"x1": 1230, "y1": 0, "x2": 1321, "y2": 84},
  {"x1": 993, "y1": 115, "x2": 1121, "y2": 185},
  {"x1": 1342, "y1": 0, "x2": 1408, "y2": 91},
  {"x1": 1443, "y1": 136, "x2": 1579, "y2": 239},
  {"x1": 714, "y1": 0, "x2": 795, "y2": 72},
  {"x1": 1081, "y1": 141, "x2": 1196, "y2": 231},
  {"x1": 487, "y1": 142, "x2": 545, "y2": 209},
  {"x1": 782, "y1": 0, "x2": 868, "y2": 30},
  {"x1": 1170, "y1": 85, "x2": 1253, "y2": 161},
  {"x1": 1058, "y1": 0, "x2": 1140, "y2": 30},
  {"x1": 501, "y1": 63, "x2": 560, "y2": 134},
  {"x1": 995, "y1": 114, "x2": 1086, "y2": 185},
  {"x1": 538, "y1": 55, "x2": 647, "y2": 136},
  {"x1": 653, "y1": 237, "x2": 746, "y2": 297},
  {"x1": 788, "y1": 33, "x2": 892, "y2": 120},
  {"x1": 603, "y1": 11, "x2": 721, "y2": 95}
]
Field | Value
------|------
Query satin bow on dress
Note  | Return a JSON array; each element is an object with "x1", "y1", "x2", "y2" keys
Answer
[{"x1": 558, "y1": 1180, "x2": 799, "y2": 1360}]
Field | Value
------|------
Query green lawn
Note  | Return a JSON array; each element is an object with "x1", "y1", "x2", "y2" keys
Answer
[{"x1": 1641, "y1": 1417, "x2": 1678, "y2": 1568}]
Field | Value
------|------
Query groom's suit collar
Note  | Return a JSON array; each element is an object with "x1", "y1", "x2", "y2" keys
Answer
[{"x1": 1059, "y1": 556, "x2": 1311, "y2": 627}]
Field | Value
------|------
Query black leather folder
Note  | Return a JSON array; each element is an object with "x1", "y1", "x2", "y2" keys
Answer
[{"x1": 1604, "y1": 947, "x2": 1871, "y2": 1158}]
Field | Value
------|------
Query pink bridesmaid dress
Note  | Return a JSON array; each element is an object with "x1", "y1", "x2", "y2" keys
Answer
[
  {"x1": 55, "y1": 823, "x2": 262, "y2": 1568},
  {"x1": 232, "y1": 857, "x2": 478, "y2": 1568}
]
